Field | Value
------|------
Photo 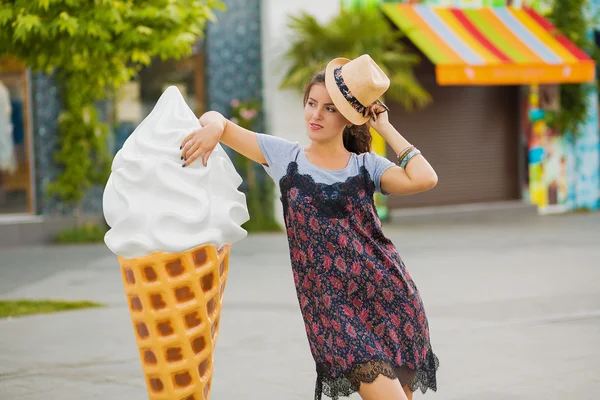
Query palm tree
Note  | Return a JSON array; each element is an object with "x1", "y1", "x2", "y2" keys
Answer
[{"x1": 280, "y1": 8, "x2": 430, "y2": 110}]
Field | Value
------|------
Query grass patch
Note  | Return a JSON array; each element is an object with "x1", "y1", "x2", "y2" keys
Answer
[
  {"x1": 0, "y1": 299, "x2": 104, "y2": 319},
  {"x1": 56, "y1": 222, "x2": 108, "y2": 244}
]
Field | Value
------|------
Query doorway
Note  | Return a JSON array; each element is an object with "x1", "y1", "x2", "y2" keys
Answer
[{"x1": 0, "y1": 56, "x2": 33, "y2": 215}]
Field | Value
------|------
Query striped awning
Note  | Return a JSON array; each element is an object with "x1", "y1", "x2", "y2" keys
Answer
[{"x1": 381, "y1": 4, "x2": 596, "y2": 86}]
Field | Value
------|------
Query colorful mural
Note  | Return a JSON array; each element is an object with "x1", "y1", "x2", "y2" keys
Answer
[
  {"x1": 523, "y1": 0, "x2": 600, "y2": 212},
  {"x1": 570, "y1": 84, "x2": 600, "y2": 210},
  {"x1": 573, "y1": 0, "x2": 600, "y2": 210},
  {"x1": 524, "y1": 84, "x2": 570, "y2": 213}
]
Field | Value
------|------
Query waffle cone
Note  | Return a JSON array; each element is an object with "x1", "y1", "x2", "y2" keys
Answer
[{"x1": 119, "y1": 243, "x2": 231, "y2": 400}]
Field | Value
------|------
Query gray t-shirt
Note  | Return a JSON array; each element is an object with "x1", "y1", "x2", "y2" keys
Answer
[{"x1": 256, "y1": 133, "x2": 396, "y2": 195}]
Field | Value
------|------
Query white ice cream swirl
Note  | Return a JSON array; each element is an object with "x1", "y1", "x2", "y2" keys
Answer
[{"x1": 103, "y1": 86, "x2": 249, "y2": 258}]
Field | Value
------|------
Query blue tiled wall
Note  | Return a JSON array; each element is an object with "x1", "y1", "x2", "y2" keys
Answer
[
  {"x1": 30, "y1": 73, "x2": 107, "y2": 215},
  {"x1": 205, "y1": 0, "x2": 267, "y2": 196},
  {"x1": 205, "y1": 0, "x2": 264, "y2": 132}
]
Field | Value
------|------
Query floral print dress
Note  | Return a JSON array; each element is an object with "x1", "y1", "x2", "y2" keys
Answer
[{"x1": 257, "y1": 134, "x2": 439, "y2": 400}]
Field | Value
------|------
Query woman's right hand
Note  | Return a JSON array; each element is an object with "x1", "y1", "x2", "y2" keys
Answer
[{"x1": 180, "y1": 112, "x2": 226, "y2": 167}]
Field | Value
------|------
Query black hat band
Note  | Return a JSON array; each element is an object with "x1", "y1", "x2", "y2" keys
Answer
[{"x1": 334, "y1": 67, "x2": 369, "y2": 117}]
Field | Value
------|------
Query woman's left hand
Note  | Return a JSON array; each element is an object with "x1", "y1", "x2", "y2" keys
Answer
[{"x1": 366, "y1": 100, "x2": 391, "y2": 133}]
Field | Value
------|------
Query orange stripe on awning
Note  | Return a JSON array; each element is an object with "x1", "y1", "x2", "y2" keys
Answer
[{"x1": 384, "y1": 3, "x2": 463, "y2": 65}]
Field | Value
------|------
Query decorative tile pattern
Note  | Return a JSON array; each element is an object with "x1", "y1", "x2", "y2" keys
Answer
[
  {"x1": 205, "y1": 0, "x2": 264, "y2": 133},
  {"x1": 205, "y1": 0, "x2": 272, "y2": 211},
  {"x1": 31, "y1": 72, "x2": 106, "y2": 215},
  {"x1": 30, "y1": 72, "x2": 60, "y2": 215}
]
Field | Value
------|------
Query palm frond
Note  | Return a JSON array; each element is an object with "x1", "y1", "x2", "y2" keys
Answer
[
  {"x1": 387, "y1": 70, "x2": 431, "y2": 110},
  {"x1": 279, "y1": 8, "x2": 430, "y2": 110}
]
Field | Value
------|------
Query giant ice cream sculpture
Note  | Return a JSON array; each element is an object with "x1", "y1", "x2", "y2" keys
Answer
[{"x1": 103, "y1": 86, "x2": 249, "y2": 399}]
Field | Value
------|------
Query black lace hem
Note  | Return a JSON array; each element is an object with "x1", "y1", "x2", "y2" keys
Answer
[{"x1": 314, "y1": 349, "x2": 439, "y2": 400}]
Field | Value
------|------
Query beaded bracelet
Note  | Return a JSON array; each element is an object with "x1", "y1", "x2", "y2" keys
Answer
[
  {"x1": 400, "y1": 148, "x2": 421, "y2": 169},
  {"x1": 396, "y1": 145, "x2": 414, "y2": 164}
]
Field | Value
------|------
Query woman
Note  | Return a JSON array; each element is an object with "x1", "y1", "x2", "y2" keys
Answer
[{"x1": 180, "y1": 55, "x2": 439, "y2": 400}]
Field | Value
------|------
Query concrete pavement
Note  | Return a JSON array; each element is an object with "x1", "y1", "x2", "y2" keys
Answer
[{"x1": 0, "y1": 212, "x2": 599, "y2": 399}]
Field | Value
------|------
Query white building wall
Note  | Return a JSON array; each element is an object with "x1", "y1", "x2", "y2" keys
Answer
[
  {"x1": 261, "y1": 0, "x2": 339, "y2": 142},
  {"x1": 261, "y1": 0, "x2": 340, "y2": 224}
]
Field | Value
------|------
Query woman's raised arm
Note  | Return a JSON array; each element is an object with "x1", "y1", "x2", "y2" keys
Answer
[{"x1": 180, "y1": 111, "x2": 267, "y2": 167}]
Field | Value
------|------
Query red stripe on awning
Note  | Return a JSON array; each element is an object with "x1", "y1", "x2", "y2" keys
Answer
[
  {"x1": 523, "y1": 7, "x2": 592, "y2": 61},
  {"x1": 450, "y1": 8, "x2": 512, "y2": 63}
]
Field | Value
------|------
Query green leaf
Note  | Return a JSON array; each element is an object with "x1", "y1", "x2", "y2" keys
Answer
[
  {"x1": 13, "y1": 14, "x2": 43, "y2": 41},
  {"x1": 136, "y1": 25, "x2": 153, "y2": 35},
  {"x1": 0, "y1": 8, "x2": 14, "y2": 26},
  {"x1": 130, "y1": 49, "x2": 151, "y2": 65},
  {"x1": 56, "y1": 12, "x2": 79, "y2": 36},
  {"x1": 38, "y1": 0, "x2": 51, "y2": 11}
]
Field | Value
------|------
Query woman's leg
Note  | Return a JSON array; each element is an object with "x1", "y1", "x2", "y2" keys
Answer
[
  {"x1": 403, "y1": 385, "x2": 413, "y2": 400},
  {"x1": 358, "y1": 374, "x2": 408, "y2": 400},
  {"x1": 395, "y1": 366, "x2": 416, "y2": 400}
]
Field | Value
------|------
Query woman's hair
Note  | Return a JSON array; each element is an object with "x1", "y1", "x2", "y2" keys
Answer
[{"x1": 303, "y1": 70, "x2": 372, "y2": 154}]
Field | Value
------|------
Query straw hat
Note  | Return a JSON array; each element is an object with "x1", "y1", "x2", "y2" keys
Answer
[{"x1": 325, "y1": 54, "x2": 390, "y2": 126}]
